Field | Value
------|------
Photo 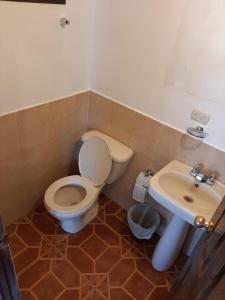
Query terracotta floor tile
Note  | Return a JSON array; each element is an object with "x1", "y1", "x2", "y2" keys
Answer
[
  {"x1": 45, "y1": 235, "x2": 67, "y2": 256},
  {"x1": 95, "y1": 224, "x2": 120, "y2": 246},
  {"x1": 110, "y1": 288, "x2": 134, "y2": 300},
  {"x1": 67, "y1": 247, "x2": 94, "y2": 273},
  {"x1": 8, "y1": 234, "x2": 26, "y2": 257},
  {"x1": 98, "y1": 194, "x2": 111, "y2": 207},
  {"x1": 116, "y1": 208, "x2": 127, "y2": 222},
  {"x1": 16, "y1": 217, "x2": 30, "y2": 224},
  {"x1": 96, "y1": 247, "x2": 121, "y2": 273},
  {"x1": 93, "y1": 208, "x2": 105, "y2": 223},
  {"x1": 146, "y1": 246, "x2": 155, "y2": 259},
  {"x1": 165, "y1": 271, "x2": 177, "y2": 290},
  {"x1": 81, "y1": 275, "x2": 92, "y2": 299},
  {"x1": 52, "y1": 259, "x2": 80, "y2": 288},
  {"x1": 20, "y1": 290, "x2": 36, "y2": 300},
  {"x1": 56, "y1": 290, "x2": 79, "y2": 300},
  {"x1": 147, "y1": 287, "x2": 169, "y2": 300},
  {"x1": 18, "y1": 259, "x2": 51, "y2": 289},
  {"x1": 124, "y1": 272, "x2": 154, "y2": 300},
  {"x1": 6, "y1": 223, "x2": 17, "y2": 237},
  {"x1": 8, "y1": 197, "x2": 178, "y2": 300},
  {"x1": 40, "y1": 238, "x2": 63, "y2": 259},
  {"x1": 68, "y1": 224, "x2": 93, "y2": 245},
  {"x1": 81, "y1": 234, "x2": 107, "y2": 259},
  {"x1": 121, "y1": 238, "x2": 145, "y2": 258},
  {"x1": 84, "y1": 290, "x2": 105, "y2": 300},
  {"x1": 84, "y1": 274, "x2": 109, "y2": 298},
  {"x1": 109, "y1": 258, "x2": 135, "y2": 286},
  {"x1": 17, "y1": 224, "x2": 41, "y2": 246},
  {"x1": 145, "y1": 234, "x2": 160, "y2": 246},
  {"x1": 32, "y1": 273, "x2": 64, "y2": 300},
  {"x1": 136, "y1": 258, "x2": 166, "y2": 285},
  {"x1": 105, "y1": 215, "x2": 130, "y2": 235},
  {"x1": 34, "y1": 204, "x2": 46, "y2": 213},
  {"x1": 13, "y1": 248, "x2": 39, "y2": 274},
  {"x1": 32, "y1": 213, "x2": 56, "y2": 235},
  {"x1": 175, "y1": 252, "x2": 187, "y2": 271},
  {"x1": 105, "y1": 200, "x2": 121, "y2": 214}
]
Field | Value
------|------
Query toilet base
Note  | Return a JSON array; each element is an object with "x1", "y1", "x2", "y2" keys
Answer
[{"x1": 59, "y1": 203, "x2": 99, "y2": 233}]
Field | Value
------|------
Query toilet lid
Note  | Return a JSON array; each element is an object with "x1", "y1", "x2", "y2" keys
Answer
[{"x1": 79, "y1": 137, "x2": 112, "y2": 186}]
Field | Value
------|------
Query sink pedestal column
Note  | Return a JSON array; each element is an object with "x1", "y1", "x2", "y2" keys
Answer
[{"x1": 152, "y1": 214, "x2": 189, "y2": 271}]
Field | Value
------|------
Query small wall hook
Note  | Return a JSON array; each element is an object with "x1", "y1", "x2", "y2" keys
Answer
[{"x1": 60, "y1": 17, "x2": 70, "y2": 27}]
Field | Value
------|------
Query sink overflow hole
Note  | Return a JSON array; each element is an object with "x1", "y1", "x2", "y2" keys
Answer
[{"x1": 184, "y1": 195, "x2": 194, "y2": 203}]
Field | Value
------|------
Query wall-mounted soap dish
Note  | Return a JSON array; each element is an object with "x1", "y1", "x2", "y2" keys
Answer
[{"x1": 187, "y1": 126, "x2": 206, "y2": 139}]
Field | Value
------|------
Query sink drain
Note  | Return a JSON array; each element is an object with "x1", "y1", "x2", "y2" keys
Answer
[{"x1": 184, "y1": 195, "x2": 194, "y2": 203}]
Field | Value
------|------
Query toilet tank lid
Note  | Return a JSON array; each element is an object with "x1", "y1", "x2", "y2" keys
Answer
[{"x1": 81, "y1": 130, "x2": 134, "y2": 163}]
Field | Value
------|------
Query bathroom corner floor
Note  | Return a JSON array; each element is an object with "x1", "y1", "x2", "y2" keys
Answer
[{"x1": 6, "y1": 195, "x2": 185, "y2": 300}]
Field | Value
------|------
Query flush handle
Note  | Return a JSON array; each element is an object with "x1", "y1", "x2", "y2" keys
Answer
[{"x1": 195, "y1": 216, "x2": 215, "y2": 232}]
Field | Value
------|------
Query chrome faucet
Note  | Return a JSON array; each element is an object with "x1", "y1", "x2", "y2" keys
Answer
[{"x1": 189, "y1": 164, "x2": 216, "y2": 186}]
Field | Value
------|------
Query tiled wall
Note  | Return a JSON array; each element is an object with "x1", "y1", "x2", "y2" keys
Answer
[
  {"x1": 88, "y1": 92, "x2": 225, "y2": 210},
  {"x1": 0, "y1": 92, "x2": 89, "y2": 225},
  {"x1": 1, "y1": 90, "x2": 225, "y2": 225}
]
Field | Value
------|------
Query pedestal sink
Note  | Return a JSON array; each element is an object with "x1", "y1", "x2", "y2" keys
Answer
[{"x1": 148, "y1": 160, "x2": 225, "y2": 271}]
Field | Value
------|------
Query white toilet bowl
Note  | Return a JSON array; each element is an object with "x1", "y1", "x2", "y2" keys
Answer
[
  {"x1": 44, "y1": 130, "x2": 133, "y2": 233},
  {"x1": 44, "y1": 175, "x2": 100, "y2": 233}
]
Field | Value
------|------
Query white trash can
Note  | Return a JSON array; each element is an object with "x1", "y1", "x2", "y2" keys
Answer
[{"x1": 127, "y1": 203, "x2": 160, "y2": 240}]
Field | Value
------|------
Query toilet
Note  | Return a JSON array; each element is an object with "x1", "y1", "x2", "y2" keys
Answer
[{"x1": 44, "y1": 130, "x2": 133, "y2": 233}]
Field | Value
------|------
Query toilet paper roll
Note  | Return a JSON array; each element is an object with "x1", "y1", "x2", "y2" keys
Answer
[
  {"x1": 136, "y1": 171, "x2": 152, "y2": 188},
  {"x1": 132, "y1": 182, "x2": 147, "y2": 203}
]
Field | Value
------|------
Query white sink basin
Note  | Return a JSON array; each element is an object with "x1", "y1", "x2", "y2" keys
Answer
[
  {"x1": 149, "y1": 160, "x2": 225, "y2": 226},
  {"x1": 148, "y1": 160, "x2": 225, "y2": 272}
]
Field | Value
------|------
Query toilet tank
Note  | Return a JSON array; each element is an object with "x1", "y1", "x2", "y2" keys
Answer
[{"x1": 81, "y1": 130, "x2": 134, "y2": 184}]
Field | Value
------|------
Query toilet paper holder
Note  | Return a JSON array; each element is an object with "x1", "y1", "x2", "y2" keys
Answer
[
  {"x1": 132, "y1": 169, "x2": 154, "y2": 203},
  {"x1": 144, "y1": 169, "x2": 154, "y2": 177}
]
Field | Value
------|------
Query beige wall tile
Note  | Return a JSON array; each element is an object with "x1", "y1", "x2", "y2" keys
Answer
[
  {"x1": 0, "y1": 186, "x2": 30, "y2": 225},
  {"x1": 17, "y1": 104, "x2": 49, "y2": 151},
  {"x1": 104, "y1": 153, "x2": 158, "y2": 209},
  {"x1": 20, "y1": 142, "x2": 51, "y2": 184},
  {"x1": 91, "y1": 93, "x2": 225, "y2": 209},
  {"x1": 0, "y1": 92, "x2": 89, "y2": 224},
  {"x1": 49, "y1": 132, "x2": 76, "y2": 176},
  {"x1": 0, "y1": 113, "x2": 20, "y2": 161},
  {"x1": 71, "y1": 92, "x2": 89, "y2": 136},
  {"x1": 49, "y1": 96, "x2": 75, "y2": 138},
  {"x1": 88, "y1": 92, "x2": 114, "y2": 135},
  {"x1": 129, "y1": 113, "x2": 164, "y2": 159},
  {"x1": 110, "y1": 102, "x2": 136, "y2": 145},
  {"x1": 1, "y1": 90, "x2": 225, "y2": 225},
  {"x1": 0, "y1": 153, "x2": 25, "y2": 195}
]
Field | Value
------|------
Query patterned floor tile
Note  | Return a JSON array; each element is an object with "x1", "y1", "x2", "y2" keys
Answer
[
  {"x1": 136, "y1": 258, "x2": 166, "y2": 285},
  {"x1": 81, "y1": 234, "x2": 107, "y2": 259},
  {"x1": 147, "y1": 287, "x2": 168, "y2": 300},
  {"x1": 124, "y1": 272, "x2": 154, "y2": 300},
  {"x1": 95, "y1": 247, "x2": 121, "y2": 273},
  {"x1": 109, "y1": 258, "x2": 135, "y2": 286},
  {"x1": 110, "y1": 288, "x2": 134, "y2": 300},
  {"x1": 7, "y1": 194, "x2": 181, "y2": 299},
  {"x1": 95, "y1": 224, "x2": 120, "y2": 246},
  {"x1": 67, "y1": 247, "x2": 94, "y2": 273},
  {"x1": 16, "y1": 223, "x2": 41, "y2": 246},
  {"x1": 32, "y1": 273, "x2": 64, "y2": 299},
  {"x1": 8, "y1": 234, "x2": 26, "y2": 257}
]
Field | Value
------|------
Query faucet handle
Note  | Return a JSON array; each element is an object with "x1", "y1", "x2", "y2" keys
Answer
[
  {"x1": 194, "y1": 164, "x2": 201, "y2": 170},
  {"x1": 190, "y1": 164, "x2": 200, "y2": 177},
  {"x1": 206, "y1": 171, "x2": 216, "y2": 185}
]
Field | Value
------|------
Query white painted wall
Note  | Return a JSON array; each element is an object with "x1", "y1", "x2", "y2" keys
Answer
[
  {"x1": 91, "y1": 0, "x2": 225, "y2": 152},
  {"x1": 1, "y1": 0, "x2": 225, "y2": 151},
  {"x1": 0, "y1": 0, "x2": 92, "y2": 115}
]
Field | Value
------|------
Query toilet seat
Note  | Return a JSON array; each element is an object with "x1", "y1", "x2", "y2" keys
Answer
[
  {"x1": 44, "y1": 175, "x2": 99, "y2": 214},
  {"x1": 44, "y1": 137, "x2": 112, "y2": 216}
]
